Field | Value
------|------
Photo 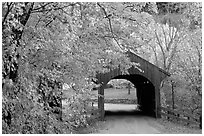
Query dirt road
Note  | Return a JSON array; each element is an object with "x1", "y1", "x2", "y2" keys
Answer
[
  {"x1": 90, "y1": 103, "x2": 201, "y2": 134},
  {"x1": 94, "y1": 104, "x2": 162, "y2": 134},
  {"x1": 97, "y1": 115, "x2": 161, "y2": 134}
]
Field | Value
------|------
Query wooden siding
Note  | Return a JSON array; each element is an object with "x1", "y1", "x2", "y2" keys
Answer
[{"x1": 96, "y1": 51, "x2": 170, "y2": 86}]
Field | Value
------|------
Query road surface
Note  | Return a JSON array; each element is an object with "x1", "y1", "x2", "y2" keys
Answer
[{"x1": 95, "y1": 104, "x2": 162, "y2": 134}]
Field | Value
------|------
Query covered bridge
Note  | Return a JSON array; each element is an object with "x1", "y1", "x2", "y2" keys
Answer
[{"x1": 96, "y1": 50, "x2": 170, "y2": 119}]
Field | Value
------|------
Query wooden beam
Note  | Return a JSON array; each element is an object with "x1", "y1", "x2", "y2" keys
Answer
[
  {"x1": 98, "y1": 84, "x2": 105, "y2": 120},
  {"x1": 155, "y1": 85, "x2": 161, "y2": 118}
]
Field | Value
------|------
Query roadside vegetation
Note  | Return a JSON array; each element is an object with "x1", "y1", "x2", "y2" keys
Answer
[{"x1": 2, "y1": 2, "x2": 201, "y2": 133}]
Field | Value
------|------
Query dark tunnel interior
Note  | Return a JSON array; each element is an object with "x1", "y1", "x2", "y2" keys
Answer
[{"x1": 107, "y1": 74, "x2": 156, "y2": 117}]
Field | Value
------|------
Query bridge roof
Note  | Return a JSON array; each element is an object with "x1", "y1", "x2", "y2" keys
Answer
[
  {"x1": 96, "y1": 50, "x2": 170, "y2": 86},
  {"x1": 126, "y1": 50, "x2": 170, "y2": 76}
]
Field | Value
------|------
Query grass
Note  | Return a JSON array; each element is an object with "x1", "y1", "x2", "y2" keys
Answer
[
  {"x1": 62, "y1": 87, "x2": 137, "y2": 100},
  {"x1": 153, "y1": 118, "x2": 202, "y2": 134},
  {"x1": 91, "y1": 88, "x2": 137, "y2": 99}
]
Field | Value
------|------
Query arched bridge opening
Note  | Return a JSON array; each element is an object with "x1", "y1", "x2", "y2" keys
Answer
[{"x1": 107, "y1": 74, "x2": 156, "y2": 117}]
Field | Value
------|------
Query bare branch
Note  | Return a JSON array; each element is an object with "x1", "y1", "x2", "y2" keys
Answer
[
  {"x1": 161, "y1": 25, "x2": 168, "y2": 50},
  {"x1": 166, "y1": 43, "x2": 178, "y2": 71},
  {"x1": 155, "y1": 30, "x2": 167, "y2": 70},
  {"x1": 32, "y1": 2, "x2": 53, "y2": 12},
  {"x1": 167, "y1": 28, "x2": 178, "y2": 51},
  {"x1": 150, "y1": 45, "x2": 159, "y2": 66},
  {"x1": 31, "y1": 4, "x2": 73, "y2": 13}
]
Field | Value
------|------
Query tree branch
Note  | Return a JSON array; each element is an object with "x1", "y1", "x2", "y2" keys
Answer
[
  {"x1": 161, "y1": 25, "x2": 168, "y2": 50},
  {"x1": 2, "y1": 2, "x2": 14, "y2": 26},
  {"x1": 32, "y1": 2, "x2": 53, "y2": 12},
  {"x1": 155, "y1": 30, "x2": 167, "y2": 70},
  {"x1": 167, "y1": 28, "x2": 178, "y2": 51},
  {"x1": 97, "y1": 2, "x2": 124, "y2": 50},
  {"x1": 150, "y1": 45, "x2": 159, "y2": 66},
  {"x1": 31, "y1": 4, "x2": 73, "y2": 13}
]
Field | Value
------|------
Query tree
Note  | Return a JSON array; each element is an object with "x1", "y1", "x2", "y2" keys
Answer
[
  {"x1": 173, "y1": 28, "x2": 202, "y2": 115},
  {"x1": 130, "y1": 2, "x2": 202, "y2": 116},
  {"x1": 128, "y1": 2, "x2": 201, "y2": 72},
  {"x1": 2, "y1": 2, "x2": 147, "y2": 133}
]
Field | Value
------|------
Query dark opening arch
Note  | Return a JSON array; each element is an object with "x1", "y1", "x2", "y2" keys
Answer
[{"x1": 108, "y1": 74, "x2": 156, "y2": 117}]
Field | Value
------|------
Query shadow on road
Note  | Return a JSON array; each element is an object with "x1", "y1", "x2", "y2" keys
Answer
[
  {"x1": 105, "y1": 110, "x2": 150, "y2": 117},
  {"x1": 97, "y1": 109, "x2": 161, "y2": 134}
]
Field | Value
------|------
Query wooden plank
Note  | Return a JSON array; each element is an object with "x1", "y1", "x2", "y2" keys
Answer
[
  {"x1": 155, "y1": 86, "x2": 160, "y2": 118},
  {"x1": 159, "y1": 112, "x2": 199, "y2": 125},
  {"x1": 127, "y1": 51, "x2": 170, "y2": 76},
  {"x1": 98, "y1": 85, "x2": 105, "y2": 120}
]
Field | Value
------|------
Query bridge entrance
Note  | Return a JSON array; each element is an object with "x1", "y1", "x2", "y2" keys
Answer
[
  {"x1": 96, "y1": 51, "x2": 170, "y2": 120},
  {"x1": 105, "y1": 75, "x2": 156, "y2": 117}
]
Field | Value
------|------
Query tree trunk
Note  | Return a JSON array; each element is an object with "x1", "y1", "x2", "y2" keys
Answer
[{"x1": 171, "y1": 80, "x2": 175, "y2": 110}]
